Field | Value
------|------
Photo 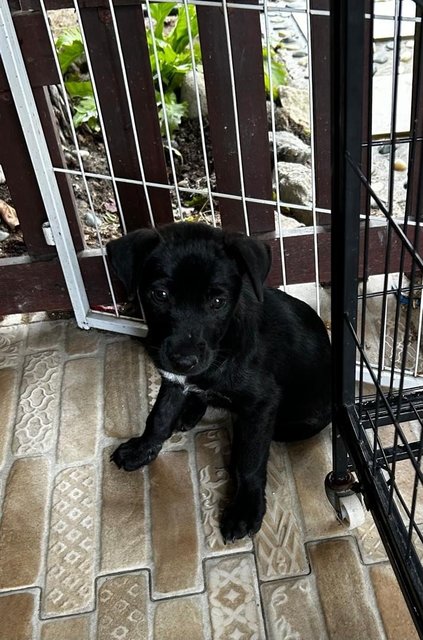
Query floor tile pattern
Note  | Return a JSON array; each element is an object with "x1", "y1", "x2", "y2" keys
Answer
[{"x1": 0, "y1": 317, "x2": 419, "y2": 639}]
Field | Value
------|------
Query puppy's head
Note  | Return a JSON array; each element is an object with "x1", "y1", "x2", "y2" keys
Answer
[{"x1": 107, "y1": 223, "x2": 271, "y2": 376}]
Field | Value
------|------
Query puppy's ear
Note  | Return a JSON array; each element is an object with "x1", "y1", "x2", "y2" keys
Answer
[
  {"x1": 225, "y1": 234, "x2": 272, "y2": 302},
  {"x1": 106, "y1": 229, "x2": 160, "y2": 296}
]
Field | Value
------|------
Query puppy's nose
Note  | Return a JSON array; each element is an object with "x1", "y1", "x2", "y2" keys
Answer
[{"x1": 171, "y1": 353, "x2": 199, "y2": 373}]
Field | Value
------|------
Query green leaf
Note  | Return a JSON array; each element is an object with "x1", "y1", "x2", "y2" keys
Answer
[
  {"x1": 263, "y1": 49, "x2": 287, "y2": 100},
  {"x1": 159, "y1": 91, "x2": 187, "y2": 136},
  {"x1": 55, "y1": 28, "x2": 85, "y2": 74},
  {"x1": 72, "y1": 96, "x2": 99, "y2": 132},
  {"x1": 149, "y1": 2, "x2": 177, "y2": 39},
  {"x1": 170, "y1": 5, "x2": 199, "y2": 54},
  {"x1": 65, "y1": 80, "x2": 93, "y2": 99}
]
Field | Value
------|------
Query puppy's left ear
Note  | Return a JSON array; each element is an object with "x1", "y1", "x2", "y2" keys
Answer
[
  {"x1": 106, "y1": 228, "x2": 161, "y2": 297},
  {"x1": 225, "y1": 234, "x2": 272, "y2": 302}
]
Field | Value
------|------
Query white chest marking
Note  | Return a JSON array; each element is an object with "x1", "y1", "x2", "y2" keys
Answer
[{"x1": 158, "y1": 369, "x2": 203, "y2": 395}]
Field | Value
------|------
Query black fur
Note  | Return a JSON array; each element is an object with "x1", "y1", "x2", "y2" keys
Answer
[{"x1": 107, "y1": 222, "x2": 331, "y2": 542}]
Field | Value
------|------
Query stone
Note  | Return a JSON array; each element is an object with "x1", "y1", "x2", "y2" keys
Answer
[
  {"x1": 266, "y1": 100, "x2": 288, "y2": 132},
  {"x1": 374, "y1": 54, "x2": 388, "y2": 64},
  {"x1": 401, "y1": 51, "x2": 412, "y2": 63},
  {"x1": 276, "y1": 161, "x2": 312, "y2": 219},
  {"x1": 58, "y1": 357, "x2": 102, "y2": 463},
  {"x1": 269, "y1": 130, "x2": 311, "y2": 164},
  {"x1": 0, "y1": 230, "x2": 9, "y2": 242},
  {"x1": 180, "y1": 68, "x2": 208, "y2": 119},
  {"x1": 0, "y1": 458, "x2": 49, "y2": 589},
  {"x1": 100, "y1": 446, "x2": 148, "y2": 573},
  {"x1": 0, "y1": 593, "x2": 35, "y2": 640},
  {"x1": 0, "y1": 368, "x2": 18, "y2": 467},
  {"x1": 394, "y1": 158, "x2": 407, "y2": 171},
  {"x1": 150, "y1": 451, "x2": 201, "y2": 596},
  {"x1": 309, "y1": 538, "x2": 383, "y2": 639},
  {"x1": 292, "y1": 50, "x2": 308, "y2": 58},
  {"x1": 279, "y1": 85, "x2": 310, "y2": 141},
  {"x1": 370, "y1": 564, "x2": 419, "y2": 640},
  {"x1": 84, "y1": 211, "x2": 102, "y2": 228}
]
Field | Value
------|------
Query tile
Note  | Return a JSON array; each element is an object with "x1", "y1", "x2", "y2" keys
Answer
[
  {"x1": 255, "y1": 443, "x2": 308, "y2": 580},
  {"x1": 154, "y1": 595, "x2": 206, "y2": 640},
  {"x1": 0, "y1": 592, "x2": 35, "y2": 640},
  {"x1": 206, "y1": 554, "x2": 265, "y2": 639},
  {"x1": 150, "y1": 450, "x2": 201, "y2": 596},
  {"x1": 370, "y1": 563, "x2": 419, "y2": 640},
  {"x1": 97, "y1": 572, "x2": 149, "y2": 640},
  {"x1": 261, "y1": 576, "x2": 328, "y2": 640},
  {"x1": 309, "y1": 538, "x2": 383, "y2": 640},
  {"x1": 58, "y1": 358, "x2": 102, "y2": 464},
  {"x1": 100, "y1": 446, "x2": 148, "y2": 573},
  {"x1": 196, "y1": 428, "x2": 251, "y2": 554},
  {"x1": 146, "y1": 356, "x2": 160, "y2": 411},
  {"x1": 66, "y1": 321, "x2": 100, "y2": 355},
  {"x1": 0, "y1": 324, "x2": 27, "y2": 368},
  {"x1": 287, "y1": 430, "x2": 345, "y2": 540},
  {"x1": 27, "y1": 320, "x2": 65, "y2": 351},
  {"x1": 41, "y1": 614, "x2": 92, "y2": 640},
  {"x1": 13, "y1": 351, "x2": 62, "y2": 456},
  {"x1": 0, "y1": 367, "x2": 18, "y2": 467},
  {"x1": 43, "y1": 465, "x2": 97, "y2": 616},
  {"x1": 356, "y1": 514, "x2": 388, "y2": 564},
  {"x1": 0, "y1": 458, "x2": 49, "y2": 589},
  {"x1": 104, "y1": 340, "x2": 148, "y2": 437}
]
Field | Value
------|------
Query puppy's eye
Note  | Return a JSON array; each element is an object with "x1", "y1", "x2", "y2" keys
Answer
[
  {"x1": 151, "y1": 289, "x2": 169, "y2": 303},
  {"x1": 210, "y1": 296, "x2": 226, "y2": 310}
]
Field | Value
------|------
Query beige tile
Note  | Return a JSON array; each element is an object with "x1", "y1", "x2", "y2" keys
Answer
[
  {"x1": 43, "y1": 465, "x2": 97, "y2": 616},
  {"x1": 261, "y1": 576, "x2": 328, "y2": 640},
  {"x1": 0, "y1": 324, "x2": 27, "y2": 368},
  {"x1": 146, "y1": 356, "x2": 161, "y2": 412},
  {"x1": 195, "y1": 428, "x2": 251, "y2": 554},
  {"x1": 309, "y1": 538, "x2": 382, "y2": 640},
  {"x1": 100, "y1": 446, "x2": 148, "y2": 573},
  {"x1": 58, "y1": 358, "x2": 102, "y2": 464},
  {"x1": 0, "y1": 367, "x2": 18, "y2": 467},
  {"x1": 0, "y1": 458, "x2": 49, "y2": 589},
  {"x1": 13, "y1": 351, "x2": 62, "y2": 456},
  {"x1": 287, "y1": 430, "x2": 345, "y2": 540},
  {"x1": 206, "y1": 554, "x2": 265, "y2": 639},
  {"x1": 255, "y1": 442, "x2": 308, "y2": 580},
  {"x1": 356, "y1": 514, "x2": 388, "y2": 564},
  {"x1": 65, "y1": 321, "x2": 100, "y2": 355},
  {"x1": 41, "y1": 614, "x2": 92, "y2": 640},
  {"x1": 0, "y1": 592, "x2": 35, "y2": 640},
  {"x1": 154, "y1": 595, "x2": 206, "y2": 640},
  {"x1": 370, "y1": 563, "x2": 418, "y2": 640},
  {"x1": 104, "y1": 340, "x2": 148, "y2": 437},
  {"x1": 27, "y1": 320, "x2": 65, "y2": 351},
  {"x1": 150, "y1": 451, "x2": 201, "y2": 596},
  {"x1": 97, "y1": 572, "x2": 149, "y2": 640}
]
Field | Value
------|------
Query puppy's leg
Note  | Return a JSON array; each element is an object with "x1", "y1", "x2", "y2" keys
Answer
[
  {"x1": 174, "y1": 392, "x2": 207, "y2": 432},
  {"x1": 220, "y1": 399, "x2": 277, "y2": 542},
  {"x1": 111, "y1": 380, "x2": 187, "y2": 471}
]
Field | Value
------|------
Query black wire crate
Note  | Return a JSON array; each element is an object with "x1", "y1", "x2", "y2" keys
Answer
[{"x1": 330, "y1": 0, "x2": 423, "y2": 634}]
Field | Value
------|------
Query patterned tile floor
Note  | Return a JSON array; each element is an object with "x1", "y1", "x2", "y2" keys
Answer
[{"x1": 0, "y1": 315, "x2": 419, "y2": 640}]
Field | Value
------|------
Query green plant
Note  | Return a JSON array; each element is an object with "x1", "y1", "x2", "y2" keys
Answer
[{"x1": 263, "y1": 48, "x2": 287, "y2": 100}]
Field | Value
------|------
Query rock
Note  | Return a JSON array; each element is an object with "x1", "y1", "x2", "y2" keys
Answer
[
  {"x1": 180, "y1": 69, "x2": 208, "y2": 119},
  {"x1": 266, "y1": 101, "x2": 288, "y2": 131},
  {"x1": 0, "y1": 165, "x2": 5, "y2": 185},
  {"x1": 394, "y1": 159, "x2": 407, "y2": 171},
  {"x1": 278, "y1": 85, "x2": 310, "y2": 142},
  {"x1": 84, "y1": 211, "x2": 102, "y2": 228},
  {"x1": 275, "y1": 211, "x2": 305, "y2": 230},
  {"x1": 374, "y1": 54, "x2": 388, "y2": 64},
  {"x1": 0, "y1": 230, "x2": 10, "y2": 242},
  {"x1": 269, "y1": 131, "x2": 311, "y2": 164},
  {"x1": 276, "y1": 161, "x2": 312, "y2": 223},
  {"x1": 292, "y1": 50, "x2": 308, "y2": 58},
  {"x1": 400, "y1": 51, "x2": 412, "y2": 63},
  {"x1": 378, "y1": 144, "x2": 396, "y2": 155}
]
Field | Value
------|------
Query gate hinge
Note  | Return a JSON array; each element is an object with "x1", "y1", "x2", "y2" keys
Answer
[{"x1": 42, "y1": 222, "x2": 56, "y2": 246}]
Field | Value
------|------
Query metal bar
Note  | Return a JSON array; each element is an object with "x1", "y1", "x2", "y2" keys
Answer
[{"x1": 0, "y1": 2, "x2": 90, "y2": 326}]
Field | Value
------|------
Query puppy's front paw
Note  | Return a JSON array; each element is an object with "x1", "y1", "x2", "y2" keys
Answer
[
  {"x1": 220, "y1": 500, "x2": 265, "y2": 543},
  {"x1": 111, "y1": 438, "x2": 161, "y2": 471}
]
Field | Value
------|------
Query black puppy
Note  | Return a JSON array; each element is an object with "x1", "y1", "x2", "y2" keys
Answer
[{"x1": 107, "y1": 222, "x2": 331, "y2": 542}]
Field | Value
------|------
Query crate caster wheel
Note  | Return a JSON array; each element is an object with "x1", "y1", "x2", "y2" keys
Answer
[{"x1": 325, "y1": 472, "x2": 366, "y2": 529}]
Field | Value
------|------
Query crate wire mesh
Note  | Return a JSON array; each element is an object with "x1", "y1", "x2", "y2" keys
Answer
[{"x1": 331, "y1": 0, "x2": 423, "y2": 633}]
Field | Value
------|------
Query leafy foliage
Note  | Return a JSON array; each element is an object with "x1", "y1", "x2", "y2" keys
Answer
[{"x1": 55, "y1": 5, "x2": 286, "y2": 135}]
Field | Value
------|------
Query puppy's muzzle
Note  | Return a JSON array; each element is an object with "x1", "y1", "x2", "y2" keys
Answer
[{"x1": 165, "y1": 337, "x2": 206, "y2": 374}]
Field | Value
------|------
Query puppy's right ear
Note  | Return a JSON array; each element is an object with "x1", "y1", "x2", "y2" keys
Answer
[{"x1": 106, "y1": 229, "x2": 160, "y2": 297}]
